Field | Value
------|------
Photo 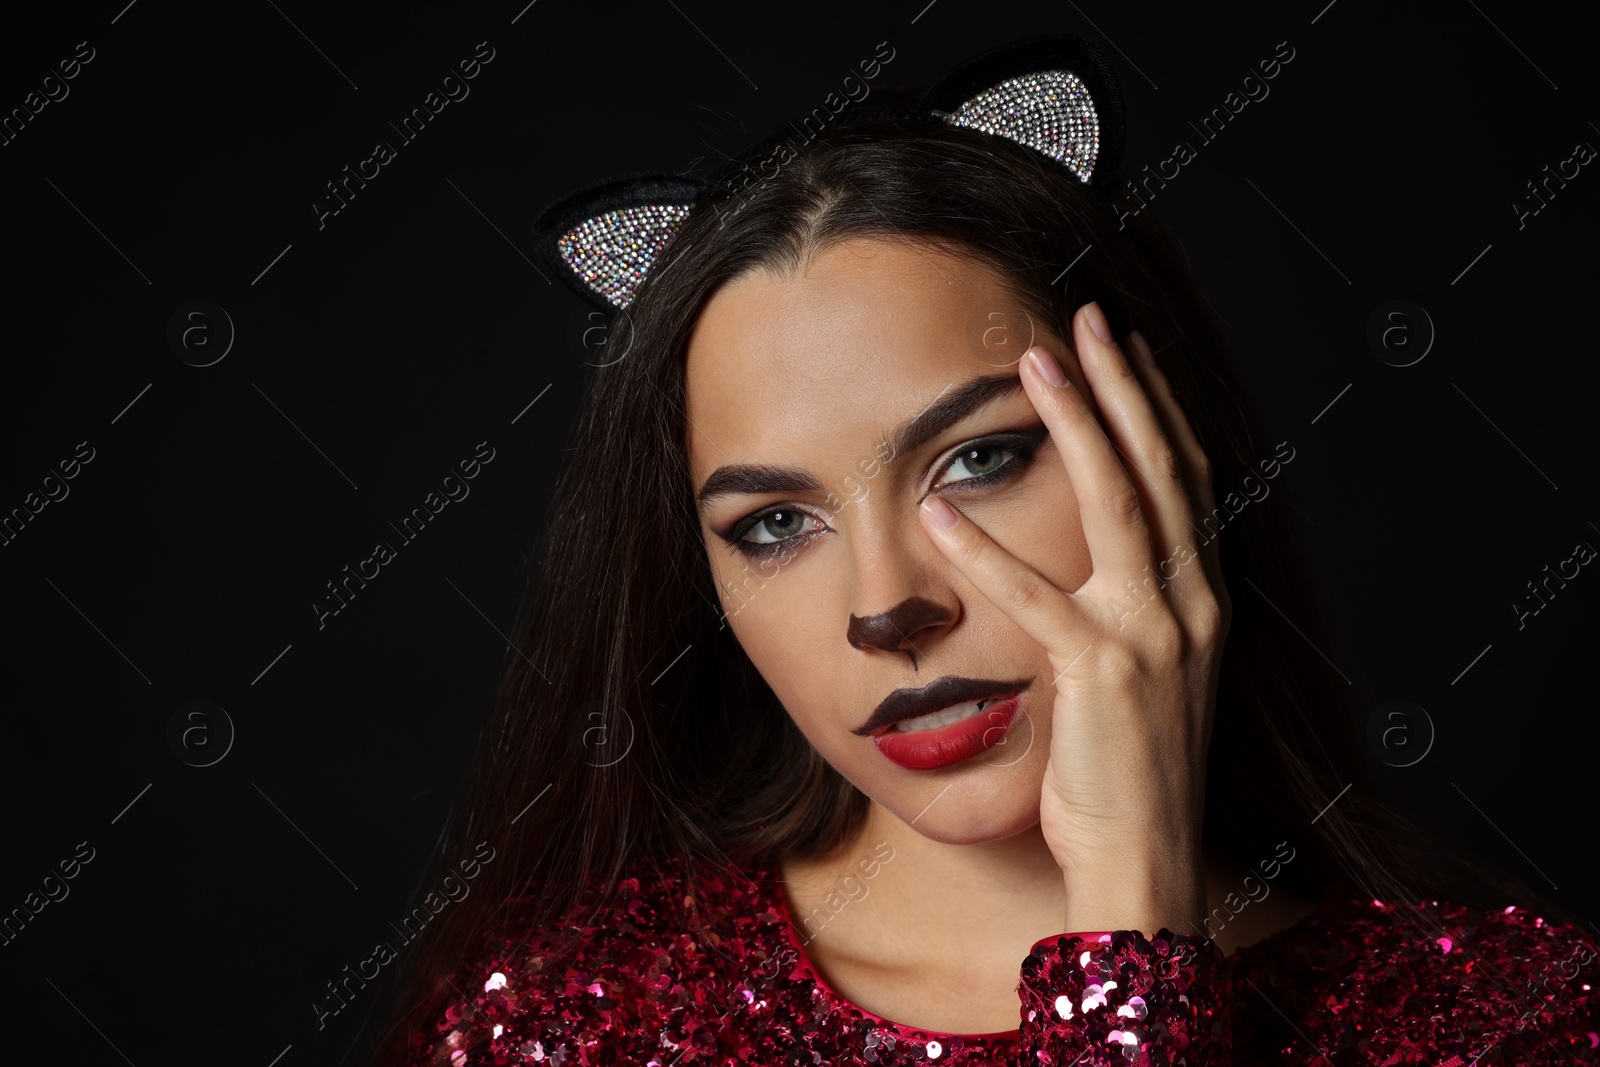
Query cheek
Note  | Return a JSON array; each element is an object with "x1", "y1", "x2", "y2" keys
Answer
[
  {"x1": 973, "y1": 460, "x2": 1092, "y2": 595},
  {"x1": 708, "y1": 539, "x2": 798, "y2": 615},
  {"x1": 708, "y1": 557, "x2": 891, "y2": 787},
  {"x1": 708, "y1": 546, "x2": 840, "y2": 727}
]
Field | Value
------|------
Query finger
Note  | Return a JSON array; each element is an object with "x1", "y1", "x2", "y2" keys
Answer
[
  {"x1": 1020, "y1": 339, "x2": 1155, "y2": 589},
  {"x1": 1066, "y1": 304, "x2": 1201, "y2": 588},
  {"x1": 1125, "y1": 331, "x2": 1214, "y2": 518},
  {"x1": 917, "y1": 494, "x2": 1087, "y2": 662},
  {"x1": 1123, "y1": 330, "x2": 1227, "y2": 609}
]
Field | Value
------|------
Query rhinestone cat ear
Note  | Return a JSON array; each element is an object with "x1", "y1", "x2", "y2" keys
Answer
[
  {"x1": 920, "y1": 34, "x2": 1125, "y2": 188},
  {"x1": 531, "y1": 35, "x2": 1125, "y2": 314},
  {"x1": 531, "y1": 172, "x2": 706, "y2": 314}
]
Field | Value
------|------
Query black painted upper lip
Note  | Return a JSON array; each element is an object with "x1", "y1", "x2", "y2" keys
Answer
[{"x1": 853, "y1": 675, "x2": 1034, "y2": 736}]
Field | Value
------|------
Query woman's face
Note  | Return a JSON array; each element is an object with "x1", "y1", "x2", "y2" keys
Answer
[{"x1": 685, "y1": 236, "x2": 1096, "y2": 845}]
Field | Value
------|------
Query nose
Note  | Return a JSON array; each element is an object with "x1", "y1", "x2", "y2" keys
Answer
[{"x1": 847, "y1": 595, "x2": 954, "y2": 663}]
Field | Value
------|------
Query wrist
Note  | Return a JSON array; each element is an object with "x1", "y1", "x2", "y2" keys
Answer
[{"x1": 1060, "y1": 862, "x2": 1207, "y2": 939}]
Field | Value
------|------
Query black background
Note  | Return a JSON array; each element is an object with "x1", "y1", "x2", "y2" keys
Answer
[{"x1": 2, "y1": 1, "x2": 1596, "y2": 1065}]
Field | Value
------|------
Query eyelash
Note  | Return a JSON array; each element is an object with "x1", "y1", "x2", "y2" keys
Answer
[{"x1": 721, "y1": 426, "x2": 1050, "y2": 561}]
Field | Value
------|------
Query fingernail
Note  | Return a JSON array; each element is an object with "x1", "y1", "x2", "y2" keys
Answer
[
  {"x1": 1085, "y1": 301, "x2": 1113, "y2": 344},
  {"x1": 921, "y1": 495, "x2": 959, "y2": 528},
  {"x1": 1026, "y1": 346, "x2": 1068, "y2": 388}
]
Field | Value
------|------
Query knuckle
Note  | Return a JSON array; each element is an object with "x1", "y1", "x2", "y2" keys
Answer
[
  {"x1": 1143, "y1": 612, "x2": 1185, "y2": 661},
  {"x1": 999, "y1": 567, "x2": 1046, "y2": 611},
  {"x1": 951, "y1": 528, "x2": 989, "y2": 569},
  {"x1": 1105, "y1": 343, "x2": 1140, "y2": 384},
  {"x1": 1191, "y1": 595, "x2": 1228, "y2": 643},
  {"x1": 1153, "y1": 440, "x2": 1183, "y2": 483},
  {"x1": 1099, "y1": 479, "x2": 1144, "y2": 524},
  {"x1": 1093, "y1": 641, "x2": 1143, "y2": 682}
]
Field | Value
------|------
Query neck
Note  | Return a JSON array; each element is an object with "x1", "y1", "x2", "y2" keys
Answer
[
  {"x1": 779, "y1": 799, "x2": 1285, "y2": 961},
  {"x1": 780, "y1": 802, "x2": 1069, "y2": 970},
  {"x1": 774, "y1": 800, "x2": 1319, "y2": 1034}
]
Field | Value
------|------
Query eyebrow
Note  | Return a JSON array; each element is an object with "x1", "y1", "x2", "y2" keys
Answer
[{"x1": 694, "y1": 373, "x2": 1026, "y2": 515}]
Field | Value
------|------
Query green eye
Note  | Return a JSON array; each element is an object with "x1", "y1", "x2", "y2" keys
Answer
[
  {"x1": 722, "y1": 424, "x2": 1049, "y2": 562},
  {"x1": 940, "y1": 444, "x2": 1016, "y2": 485},
  {"x1": 744, "y1": 509, "x2": 817, "y2": 545}
]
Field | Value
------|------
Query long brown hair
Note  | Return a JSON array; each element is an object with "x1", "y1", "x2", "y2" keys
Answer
[{"x1": 360, "y1": 104, "x2": 1573, "y2": 1065}]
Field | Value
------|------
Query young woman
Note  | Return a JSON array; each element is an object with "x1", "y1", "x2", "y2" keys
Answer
[{"x1": 370, "y1": 35, "x2": 1600, "y2": 1067}]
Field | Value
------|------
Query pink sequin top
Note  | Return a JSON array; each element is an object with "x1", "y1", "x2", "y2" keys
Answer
[{"x1": 407, "y1": 859, "x2": 1600, "y2": 1066}]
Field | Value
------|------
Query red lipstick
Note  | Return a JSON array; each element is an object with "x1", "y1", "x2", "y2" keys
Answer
[{"x1": 869, "y1": 693, "x2": 1024, "y2": 771}]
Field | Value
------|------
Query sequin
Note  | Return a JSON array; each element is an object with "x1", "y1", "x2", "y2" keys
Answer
[
  {"x1": 942, "y1": 70, "x2": 1100, "y2": 184},
  {"x1": 556, "y1": 204, "x2": 692, "y2": 310},
  {"x1": 404, "y1": 859, "x2": 1600, "y2": 1066}
]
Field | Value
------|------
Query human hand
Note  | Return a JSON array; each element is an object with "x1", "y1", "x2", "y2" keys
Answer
[{"x1": 916, "y1": 302, "x2": 1231, "y2": 936}]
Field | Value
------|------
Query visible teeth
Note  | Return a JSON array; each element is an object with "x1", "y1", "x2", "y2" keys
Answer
[{"x1": 892, "y1": 696, "x2": 1001, "y2": 733}]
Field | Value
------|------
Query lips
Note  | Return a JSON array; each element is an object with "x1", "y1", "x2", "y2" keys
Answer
[
  {"x1": 855, "y1": 675, "x2": 1033, "y2": 771},
  {"x1": 871, "y1": 694, "x2": 1024, "y2": 770}
]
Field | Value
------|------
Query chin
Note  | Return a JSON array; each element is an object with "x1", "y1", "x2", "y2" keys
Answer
[
  {"x1": 837, "y1": 729, "x2": 1054, "y2": 845},
  {"x1": 892, "y1": 789, "x2": 1045, "y2": 845}
]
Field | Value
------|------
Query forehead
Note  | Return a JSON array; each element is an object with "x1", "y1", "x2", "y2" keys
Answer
[{"x1": 682, "y1": 237, "x2": 1034, "y2": 479}]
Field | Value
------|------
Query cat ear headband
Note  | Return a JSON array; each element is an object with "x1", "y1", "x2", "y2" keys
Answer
[{"x1": 531, "y1": 33, "x2": 1125, "y2": 315}]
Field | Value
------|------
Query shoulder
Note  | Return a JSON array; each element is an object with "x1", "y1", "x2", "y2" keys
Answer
[
  {"x1": 1230, "y1": 880, "x2": 1600, "y2": 1063},
  {"x1": 407, "y1": 857, "x2": 793, "y2": 1067}
]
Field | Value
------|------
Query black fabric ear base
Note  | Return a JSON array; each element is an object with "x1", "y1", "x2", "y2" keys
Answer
[
  {"x1": 919, "y1": 33, "x2": 1126, "y2": 190},
  {"x1": 530, "y1": 171, "x2": 707, "y2": 314},
  {"x1": 529, "y1": 35, "x2": 1126, "y2": 313}
]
